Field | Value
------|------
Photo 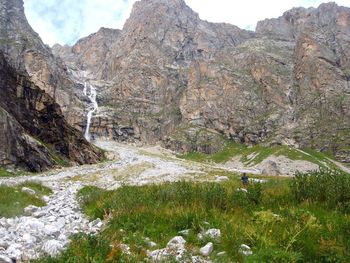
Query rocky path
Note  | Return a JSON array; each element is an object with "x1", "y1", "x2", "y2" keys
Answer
[
  {"x1": 0, "y1": 181, "x2": 99, "y2": 261},
  {"x1": 0, "y1": 141, "x2": 206, "y2": 262}
]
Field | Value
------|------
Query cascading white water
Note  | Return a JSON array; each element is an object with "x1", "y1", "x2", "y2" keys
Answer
[
  {"x1": 83, "y1": 82, "x2": 87, "y2": 96},
  {"x1": 84, "y1": 83, "x2": 98, "y2": 141}
]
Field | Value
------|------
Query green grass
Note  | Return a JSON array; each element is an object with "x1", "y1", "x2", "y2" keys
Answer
[
  {"x1": 0, "y1": 182, "x2": 52, "y2": 218},
  {"x1": 35, "y1": 172, "x2": 350, "y2": 263},
  {"x1": 0, "y1": 167, "x2": 14, "y2": 177},
  {"x1": 177, "y1": 141, "x2": 244, "y2": 163},
  {"x1": 51, "y1": 153, "x2": 69, "y2": 167},
  {"x1": 291, "y1": 168, "x2": 350, "y2": 212},
  {"x1": 178, "y1": 141, "x2": 339, "y2": 169},
  {"x1": 20, "y1": 181, "x2": 53, "y2": 196}
]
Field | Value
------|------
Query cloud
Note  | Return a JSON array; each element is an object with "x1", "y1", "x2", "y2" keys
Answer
[
  {"x1": 24, "y1": 0, "x2": 136, "y2": 46},
  {"x1": 24, "y1": 0, "x2": 350, "y2": 47},
  {"x1": 185, "y1": 0, "x2": 350, "y2": 30}
]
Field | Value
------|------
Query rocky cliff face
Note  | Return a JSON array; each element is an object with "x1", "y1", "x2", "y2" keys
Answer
[
  {"x1": 54, "y1": 0, "x2": 350, "y2": 162},
  {"x1": 0, "y1": 0, "x2": 103, "y2": 171},
  {"x1": 53, "y1": 28, "x2": 120, "y2": 76},
  {"x1": 256, "y1": 3, "x2": 350, "y2": 161},
  {"x1": 0, "y1": 0, "x2": 90, "y2": 130},
  {"x1": 0, "y1": 51, "x2": 103, "y2": 171}
]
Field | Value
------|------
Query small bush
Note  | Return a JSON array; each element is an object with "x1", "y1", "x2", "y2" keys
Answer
[
  {"x1": 290, "y1": 168, "x2": 350, "y2": 211},
  {"x1": 247, "y1": 182, "x2": 262, "y2": 205}
]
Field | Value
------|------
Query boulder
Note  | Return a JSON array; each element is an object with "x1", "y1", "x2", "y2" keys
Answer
[
  {"x1": 204, "y1": 229, "x2": 221, "y2": 239},
  {"x1": 166, "y1": 236, "x2": 186, "y2": 250},
  {"x1": 200, "y1": 242, "x2": 214, "y2": 256},
  {"x1": 261, "y1": 160, "x2": 281, "y2": 176},
  {"x1": 21, "y1": 187, "x2": 36, "y2": 195},
  {"x1": 42, "y1": 240, "x2": 63, "y2": 257},
  {"x1": 239, "y1": 244, "x2": 253, "y2": 256},
  {"x1": 24, "y1": 205, "x2": 39, "y2": 216}
]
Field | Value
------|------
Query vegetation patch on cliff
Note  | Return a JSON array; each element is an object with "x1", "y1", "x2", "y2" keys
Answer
[
  {"x1": 178, "y1": 141, "x2": 338, "y2": 169},
  {"x1": 36, "y1": 169, "x2": 350, "y2": 262}
]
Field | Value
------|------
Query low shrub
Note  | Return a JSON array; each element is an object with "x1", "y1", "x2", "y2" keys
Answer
[{"x1": 290, "y1": 168, "x2": 350, "y2": 211}]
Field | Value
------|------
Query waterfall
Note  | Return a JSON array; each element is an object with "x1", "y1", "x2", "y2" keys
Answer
[
  {"x1": 83, "y1": 82, "x2": 87, "y2": 96},
  {"x1": 84, "y1": 83, "x2": 98, "y2": 141}
]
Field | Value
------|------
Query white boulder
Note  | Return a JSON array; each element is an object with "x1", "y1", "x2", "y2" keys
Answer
[
  {"x1": 166, "y1": 236, "x2": 186, "y2": 250},
  {"x1": 239, "y1": 244, "x2": 253, "y2": 256},
  {"x1": 42, "y1": 240, "x2": 64, "y2": 256},
  {"x1": 205, "y1": 229, "x2": 221, "y2": 239},
  {"x1": 21, "y1": 187, "x2": 36, "y2": 195},
  {"x1": 6, "y1": 243, "x2": 22, "y2": 260},
  {"x1": 200, "y1": 242, "x2": 213, "y2": 256}
]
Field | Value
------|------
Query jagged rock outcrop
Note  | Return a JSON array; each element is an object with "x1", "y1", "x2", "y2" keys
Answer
[
  {"x1": 0, "y1": 0, "x2": 104, "y2": 171},
  {"x1": 53, "y1": 27, "x2": 120, "y2": 75},
  {"x1": 54, "y1": 0, "x2": 350, "y2": 162}
]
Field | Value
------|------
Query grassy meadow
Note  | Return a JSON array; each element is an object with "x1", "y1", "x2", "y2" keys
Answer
[{"x1": 36, "y1": 168, "x2": 350, "y2": 262}]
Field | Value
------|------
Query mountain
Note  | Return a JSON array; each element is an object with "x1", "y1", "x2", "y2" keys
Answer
[
  {"x1": 53, "y1": 0, "x2": 350, "y2": 162},
  {"x1": 0, "y1": 0, "x2": 103, "y2": 171}
]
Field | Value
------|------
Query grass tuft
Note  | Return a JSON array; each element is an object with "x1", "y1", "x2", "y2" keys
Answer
[
  {"x1": 0, "y1": 167, "x2": 14, "y2": 177},
  {"x1": 0, "y1": 182, "x2": 52, "y2": 218}
]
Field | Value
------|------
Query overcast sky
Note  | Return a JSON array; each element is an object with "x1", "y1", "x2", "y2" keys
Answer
[{"x1": 24, "y1": 0, "x2": 350, "y2": 47}]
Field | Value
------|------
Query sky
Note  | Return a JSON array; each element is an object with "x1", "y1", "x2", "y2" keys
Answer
[{"x1": 24, "y1": 0, "x2": 350, "y2": 47}]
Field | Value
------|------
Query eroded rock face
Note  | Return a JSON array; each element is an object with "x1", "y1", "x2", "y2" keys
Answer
[
  {"x1": 256, "y1": 3, "x2": 350, "y2": 161},
  {"x1": 0, "y1": 0, "x2": 87, "y2": 130},
  {"x1": 0, "y1": 0, "x2": 104, "y2": 171},
  {"x1": 53, "y1": 0, "x2": 350, "y2": 160},
  {"x1": 54, "y1": 0, "x2": 254, "y2": 144},
  {"x1": 0, "y1": 106, "x2": 54, "y2": 171},
  {"x1": 53, "y1": 27, "x2": 120, "y2": 76},
  {"x1": 0, "y1": 51, "x2": 102, "y2": 172}
]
